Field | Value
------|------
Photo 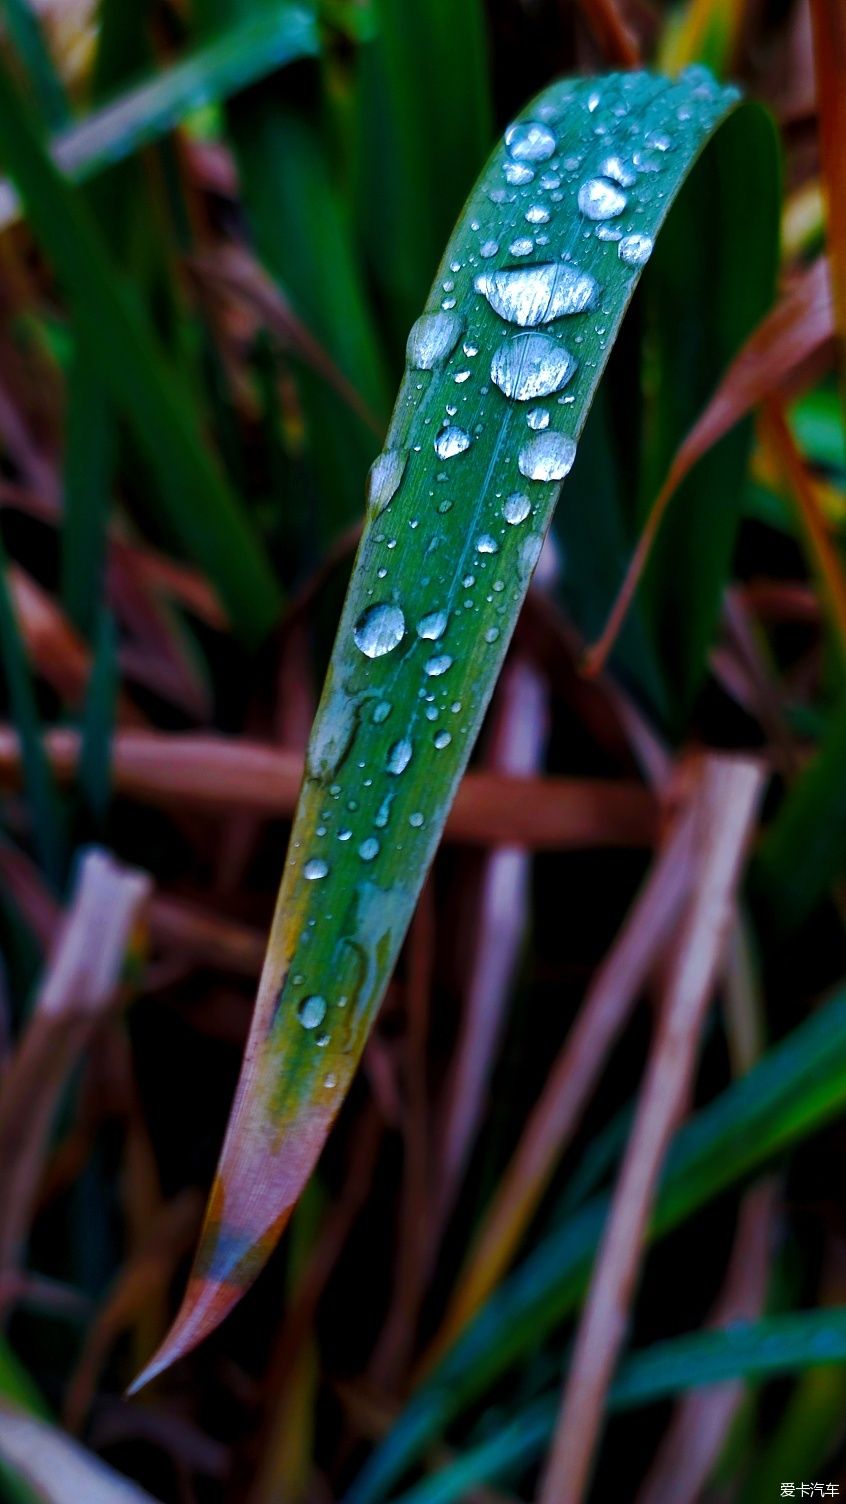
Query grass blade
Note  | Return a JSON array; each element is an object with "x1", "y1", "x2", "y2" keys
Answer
[
  {"x1": 0, "y1": 0, "x2": 69, "y2": 130},
  {"x1": 346, "y1": 982, "x2": 846, "y2": 1501},
  {"x1": 127, "y1": 66, "x2": 778, "y2": 1393},
  {"x1": 0, "y1": 1402, "x2": 161, "y2": 1502},
  {"x1": 0, "y1": 48, "x2": 282, "y2": 643}
]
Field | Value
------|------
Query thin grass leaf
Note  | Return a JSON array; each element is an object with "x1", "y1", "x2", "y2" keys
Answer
[
  {"x1": 0, "y1": 0, "x2": 69, "y2": 131},
  {"x1": 60, "y1": 345, "x2": 113, "y2": 641},
  {"x1": 78, "y1": 609, "x2": 117, "y2": 822},
  {"x1": 0, "y1": 48, "x2": 282, "y2": 643},
  {"x1": 0, "y1": 4, "x2": 320, "y2": 231},
  {"x1": 346, "y1": 982, "x2": 846, "y2": 1501},
  {"x1": 129, "y1": 67, "x2": 778, "y2": 1392},
  {"x1": 390, "y1": 1307, "x2": 846, "y2": 1504},
  {"x1": 0, "y1": 1402, "x2": 161, "y2": 1503}
]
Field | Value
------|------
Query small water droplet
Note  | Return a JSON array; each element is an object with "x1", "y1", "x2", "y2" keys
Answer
[
  {"x1": 353, "y1": 603, "x2": 406, "y2": 659},
  {"x1": 387, "y1": 738, "x2": 413, "y2": 775},
  {"x1": 503, "y1": 160, "x2": 534, "y2": 186},
  {"x1": 324, "y1": 1072, "x2": 337, "y2": 1089},
  {"x1": 366, "y1": 449, "x2": 407, "y2": 515},
  {"x1": 485, "y1": 626, "x2": 500, "y2": 643},
  {"x1": 578, "y1": 177, "x2": 627, "y2": 220},
  {"x1": 527, "y1": 408, "x2": 550, "y2": 430},
  {"x1": 519, "y1": 431, "x2": 578, "y2": 481},
  {"x1": 595, "y1": 224, "x2": 622, "y2": 241},
  {"x1": 303, "y1": 858, "x2": 329, "y2": 881},
  {"x1": 476, "y1": 262, "x2": 598, "y2": 327},
  {"x1": 434, "y1": 730, "x2": 451, "y2": 749},
  {"x1": 504, "y1": 119, "x2": 556, "y2": 163},
  {"x1": 502, "y1": 491, "x2": 532, "y2": 524},
  {"x1": 418, "y1": 609, "x2": 448, "y2": 640},
  {"x1": 409, "y1": 811, "x2": 425, "y2": 828},
  {"x1": 338, "y1": 829, "x2": 352, "y2": 842},
  {"x1": 434, "y1": 425, "x2": 472, "y2": 460},
  {"x1": 476, "y1": 534, "x2": 499, "y2": 554},
  {"x1": 480, "y1": 239, "x2": 499, "y2": 259},
  {"x1": 509, "y1": 237, "x2": 534, "y2": 258},
  {"x1": 424, "y1": 654, "x2": 453, "y2": 677},
  {"x1": 298, "y1": 995, "x2": 327, "y2": 1030},
  {"x1": 525, "y1": 204, "x2": 550, "y2": 225},
  {"x1": 359, "y1": 837, "x2": 380, "y2": 862},
  {"x1": 407, "y1": 310, "x2": 464, "y2": 370},
  {"x1": 618, "y1": 232, "x2": 653, "y2": 267},
  {"x1": 373, "y1": 701, "x2": 392, "y2": 724},
  {"x1": 599, "y1": 154, "x2": 636, "y2": 188},
  {"x1": 490, "y1": 331, "x2": 576, "y2": 402}
]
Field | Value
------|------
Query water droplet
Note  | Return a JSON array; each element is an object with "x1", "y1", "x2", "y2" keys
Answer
[
  {"x1": 595, "y1": 224, "x2": 622, "y2": 241},
  {"x1": 298, "y1": 995, "x2": 327, "y2": 1030},
  {"x1": 324, "y1": 1072, "x2": 337, "y2": 1089},
  {"x1": 434, "y1": 730, "x2": 451, "y2": 749},
  {"x1": 375, "y1": 792, "x2": 393, "y2": 828},
  {"x1": 618, "y1": 232, "x2": 653, "y2": 267},
  {"x1": 525, "y1": 205, "x2": 550, "y2": 225},
  {"x1": 476, "y1": 534, "x2": 499, "y2": 554},
  {"x1": 599, "y1": 154, "x2": 636, "y2": 188},
  {"x1": 490, "y1": 331, "x2": 576, "y2": 402},
  {"x1": 303, "y1": 858, "x2": 329, "y2": 881},
  {"x1": 485, "y1": 626, "x2": 500, "y2": 643},
  {"x1": 417, "y1": 609, "x2": 448, "y2": 640},
  {"x1": 338, "y1": 828, "x2": 352, "y2": 842},
  {"x1": 359, "y1": 837, "x2": 380, "y2": 862},
  {"x1": 480, "y1": 239, "x2": 499, "y2": 259},
  {"x1": 407, "y1": 311, "x2": 464, "y2": 369},
  {"x1": 386, "y1": 738, "x2": 413, "y2": 776},
  {"x1": 434, "y1": 425, "x2": 472, "y2": 460},
  {"x1": 366, "y1": 449, "x2": 406, "y2": 515},
  {"x1": 424, "y1": 654, "x2": 453, "y2": 677},
  {"x1": 353, "y1": 603, "x2": 406, "y2": 659},
  {"x1": 373, "y1": 701, "x2": 392, "y2": 724},
  {"x1": 509, "y1": 237, "x2": 534, "y2": 258},
  {"x1": 504, "y1": 119, "x2": 556, "y2": 163},
  {"x1": 519, "y1": 431, "x2": 578, "y2": 481},
  {"x1": 409, "y1": 812, "x2": 425, "y2": 828},
  {"x1": 503, "y1": 161, "x2": 534, "y2": 186},
  {"x1": 502, "y1": 491, "x2": 531, "y2": 524},
  {"x1": 527, "y1": 408, "x2": 549, "y2": 430},
  {"x1": 476, "y1": 262, "x2": 598, "y2": 327},
  {"x1": 578, "y1": 177, "x2": 627, "y2": 220}
]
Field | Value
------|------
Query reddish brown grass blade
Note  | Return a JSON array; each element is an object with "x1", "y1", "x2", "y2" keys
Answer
[
  {"x1": 0, "y1": 729, "x2": 659, "y2": 849},
  {"x1": 537, "y1": 755, "x2": 766, "y2": 1504},
  {"x1": 575, "y1": 0, "x2": 641, "y2": 67},
  {"x1": 585, "y1": 257, "x2": 834, "y2": 675}
]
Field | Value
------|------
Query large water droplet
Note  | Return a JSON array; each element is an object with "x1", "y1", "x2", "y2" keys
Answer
[
  {"x1": 578, "y1": 177, "x2": 627, "y2": 220},
  {"x1": 434, "y1": 425, "x2": 472, "y2": 460},
  {"x1": 490, "y1": 331, "x2": 576, "y2": 402},
  {"x1": 502, "y1": 492, "x2": 532, "y2": 525},
  {"x1": 504, "y1": 119, "x2": 557, "y2": 163},
  {"x1": 618, "y1": 232, "x2": 653, "y2": 267},
  {"x1": 476, "y1": 262, "x2": 599, "y2": 328},
  {"x1": 353, "y1": 603, "x2": 406, "y2": 659},
  {"x1": 366, "y1": 449, "x2": 407, "y2": 515},
  {"x1": 387, "y1": 738, "x2": 413, "y2": 775},
  {"x1": 424, "y1": 654, "x2": 453, "y2": 677},
  {"x1": 298, "y1": 995, "x2": 327, "y2": 1030},
  {"x1": 407, "y1": 311, "x2": 464, "y2": 370},
  {"x1": 519, "y1": 431, "x2": 578, "y2": 481},
  {"x1": 303, "y1": 858, "x2": 329, "y2": 881},
  {"x1": 417, "y1": 609, "x2": 448, "y2": 640}
]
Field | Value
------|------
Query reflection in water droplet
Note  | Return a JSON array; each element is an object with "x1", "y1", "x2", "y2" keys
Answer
[
  {"x1": 434, "y1": 425, "x2": 472, "y2": 460},
  {"x1": 618, "y1": 232, "x2": 653, "y2": 267},
  {"x1": 298, "y1": 995, "x2": 327, "y2": 1030},
  {"x1": 490, "y1": 331, "x2": 576, "y2": 402},
  {"x1": 502, "y1": 492, "x2": 532, "y2": 525},
  {"x1": 476, "y1": 262, "x2": 598, "y2": 327},
  {"x1": 578, "y1": 177, "x2": 627, "y2": 220},
  {"x1": 366, "y1": 449, "x2": 407, "y2": 515},
  {"x1": 359, "y1": 837, "x2": 380, "y2": 862},
  {"x1": 504, "y1": 119, "x2": 556, "y2": 163},
  {"x1": 387, "y1": 739, "x2": 413, "y2": 775},
  {"x1": 519, "y1": 431, "x2": 578, "y2": 481},
  {"x1": 503, "y1": 161, "x2": 534, "y2": 186},
  {"x1": 424, "y1": 654, "x2": 453, "y2": 677},
  {"x1": 476, "y1": 535, "x2": 499, "y2": 554},
  {"x1": 303, "y1": 858, "x2": 329, "y2": 881},
  {"x1": 353, "y1": 603, "x2": 406, "y2": 658},
  {"x1": 417, "y1": 610, "x2": 448, "y2": 640},
  {"x1": 407, "y1": 311, "x2": 464, "y2": 370}
]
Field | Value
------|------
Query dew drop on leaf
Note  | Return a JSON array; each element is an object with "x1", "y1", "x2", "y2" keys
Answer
[
  {"x1": 502, "y1": 492, "x2": 532, "y2": 524},
  {"x1": 303, "y1": 858, "x2": 329, "y2": 881},
  {"x1": 353, "y1": 603, "x2": 406, "y2": 659},
  {"x1": 298, "y1": 995, "x2": 327, "y2": 1030},
  {"x1": 406, "y1": 311, "x2": 464, "y2": 370},
  {"x1": 578, "y1": 177, "x2": 627, "y2": 220},
  {"x1": 424, "y1": 654, "x2": 453, "y2": 677},
  {"x1": 434, "y1": 425, "x2": 472, "y2": 460},
  {"x1": 359, "y1": 837, "x2": 380, "y2": 862},
  {"x1": 504, "y1": 119, "x2": 557, "y2": 163},
  {"x1": 475, "y1": 262, "x2": 599, "y2": 327},
  {"x1": 618, "y1": 232, "x2": 654, "y2": 266},
  {"x1": 386, "y1": 738, "x2": 413, "y2": 775},
  {"x1": 417, "y1": 609, "x2": 448, "y2": 640},
  {"x1": 519, "y1": 430, "x2": 578, "y2": 481},
  {"x1": 490, "y1": 331, "x2": 576, "y2": 401},
  {"x1": 366, "y1": 449, "x2": 407, "y2": 515}
]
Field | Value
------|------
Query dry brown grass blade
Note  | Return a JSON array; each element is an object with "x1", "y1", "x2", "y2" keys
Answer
[
  {"x1": 760, "y1": 399, "x2": 846, "y2": 668},
  {"x1": 537, "y1": 755, "x2": 766, "y2": 1504},
  {"x1": 585, "y1": 256, "x2": 834, "y2": 675},
  {"x1": 0, "y1": 848, "x2": 150, "y2": 1274},
  {"x1": 809, "y1": 0, "x2": 846, "y2": 369},
  {"x1": 0, "y1": 729, "x2": 660, "y2": 849},
  {"x1": 426, "y1": 785, "x2": 697, "y2": 1366},
  {"x1": 635, "y1": 1181, "x2": 775, "y2": 1504},
  {"x1": 574, "y1": 0, "x2": 641, "y2": 66}
]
